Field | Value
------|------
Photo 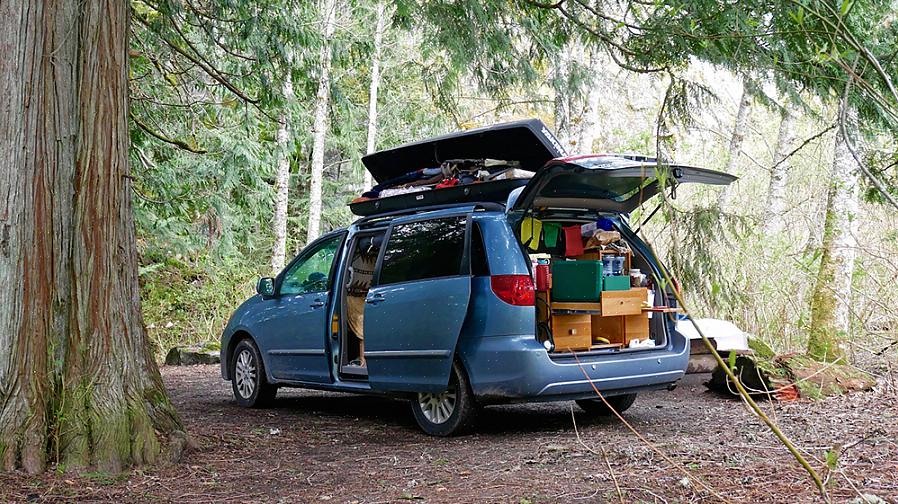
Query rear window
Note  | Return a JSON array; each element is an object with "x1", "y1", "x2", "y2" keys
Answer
[{"x1": 378, "y1": 217, "x2": 467, "y2": 285}]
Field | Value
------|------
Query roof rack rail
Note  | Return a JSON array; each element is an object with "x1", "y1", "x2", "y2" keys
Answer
[{"x1": 355, "y1": 201, "x2": 504, "y2": 228}]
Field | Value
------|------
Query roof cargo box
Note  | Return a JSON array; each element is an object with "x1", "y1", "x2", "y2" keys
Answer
[{"x1": 350, "y1": 119, "x2": 566, "y2": 217}]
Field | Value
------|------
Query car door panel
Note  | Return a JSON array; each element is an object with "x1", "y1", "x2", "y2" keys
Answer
[
  {"x1": 254, "y1": 293, "x2": 331, "y2": 383},
  {"x1": 363, "y1": 215, "x2": 472, "y2": 393},
  {"x1": 254, "y1": 233, "x2": 344, "y2": 383},
  {"x1": 364, "y1": 276, "x2": 471, "y2": 392}
]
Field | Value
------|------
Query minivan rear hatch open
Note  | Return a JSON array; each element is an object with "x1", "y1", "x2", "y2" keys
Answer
[{"x1": 508, "y1": 155, "x2": 736, "y2": 214}]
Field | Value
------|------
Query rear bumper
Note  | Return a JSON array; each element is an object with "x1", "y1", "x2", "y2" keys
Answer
[{"x1": 457, "y1": 331, "x2": 689, "y2": 403}]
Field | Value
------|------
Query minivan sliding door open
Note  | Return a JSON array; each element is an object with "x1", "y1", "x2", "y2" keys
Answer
[
  {"x1": 363, "y1": 215, "x2": 473, "y2": 393},
  {"x1": 338, "y1": 230, "x2": 387, "y2": 380}
]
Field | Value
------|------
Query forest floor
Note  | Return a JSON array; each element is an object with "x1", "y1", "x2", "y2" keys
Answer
[{"x1": 2, "y1": 364, "x2": 897, "y2": 503}]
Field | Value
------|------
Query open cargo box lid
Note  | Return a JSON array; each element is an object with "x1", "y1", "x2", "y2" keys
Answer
[
  {"x1": 507, "y1": 155, "x2": 737, "y2": 214},
  {"x1": 361, "y1": 119, "x2": 567, "y2": 183},
  {"x1": 350, "y1": 119, "x2": 567, "y2": 216}
]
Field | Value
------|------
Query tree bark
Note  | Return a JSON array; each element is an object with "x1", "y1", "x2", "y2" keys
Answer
[
  {"x1": 717, "y1": 82, "x2": 752, "y2": 210},
  {"x1": 763, "y1": 106, "x2": 796, "y2": 235},
  {"x1": 271, "y1": 73, "x2": 294, "y2": 273},
  {"x1": 807, "y1": 105, "x2": 860, "y2": 362},
  {"x1": 364, "y1": 0, "x2": 387, "y2": 190},
  {"x1": 306, "y1": 0, "x2": 338, "y2": 244},
  {"x1": 0, "y1": 0, "x2": 182, "y2": 474}
]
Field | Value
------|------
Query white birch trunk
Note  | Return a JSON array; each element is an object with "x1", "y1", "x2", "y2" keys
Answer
[
  {"x1": 363, "y1": 1, "x2": 387, "y2": 190},
  {"x1": 763, "y1": 106, "x2": 795, "y2": 235},
  {"x1": 306, "y1": 0, "x2": 337, "y2": 244},
  {"x1": 271, "y1": 73, "x2": 294, "y2": 272},
  {"x1": 576, "y1": 48, "x2": 605, "y2": 155},
  {"x1": 717, "y1": 83, "x2": 752, "y2": 210},
  {"x1": 807, "y1": 105, "x2": 860, "y2": 361},
  {"x1": 553, "y1": 48, "x2": 572, "y2": 150}
]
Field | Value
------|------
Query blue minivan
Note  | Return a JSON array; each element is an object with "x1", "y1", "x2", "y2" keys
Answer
[{"x1": 220, "y1": 120, "x2": 734, "y2": 435}]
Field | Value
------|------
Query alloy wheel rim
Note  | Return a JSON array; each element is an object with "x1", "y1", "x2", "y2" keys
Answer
[
  {"x1": 235, "y1": 349, "x2": 257, "y2": 399},
  {"x1": 417, "y1": 385, "x2": 457, "y2": 425}
]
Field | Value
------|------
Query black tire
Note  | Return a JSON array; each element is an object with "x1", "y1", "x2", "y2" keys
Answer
[
  {"x1": 576, "y1": 393, "x2": 637, "y2": 416},
  {"x1": 409, "y1": 361, "x2": 477, "y2": 436},
  {"x1": 231, "y1": 339, "x2": 277, "y2": 408}
]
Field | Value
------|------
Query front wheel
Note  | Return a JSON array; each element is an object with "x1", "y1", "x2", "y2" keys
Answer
[
  {"x1": 410, "y1": 361, "x2": 477, "y2": 436},
  {"x1": 576, "y1": 393, "x2": 637, "y2": 416},
  {"x1": 231, "y1": 339, "x2": 277, "y2": 408}
]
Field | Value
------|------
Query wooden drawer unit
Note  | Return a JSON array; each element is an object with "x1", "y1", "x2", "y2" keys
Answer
[
  {"x1": 601, "y1": 287, "x2": 646, "y2": 316},
  {"x1": 551, "y1": 314, "x2": 592, "y2": 351},
  {"x1": 591, "y1": 313, "x2": 650, "y2": 346},
  {"x1": 625, "y1": 313, "x2": 650, "y2": 341}
]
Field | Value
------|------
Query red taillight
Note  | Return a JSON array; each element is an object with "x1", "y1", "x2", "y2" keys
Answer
[
  {"x1": 491, "y1": 275, "x2": 535, "y2": 306},
  {"x1": 672, "y1": 276, "x2": 682, "y2": 295}
]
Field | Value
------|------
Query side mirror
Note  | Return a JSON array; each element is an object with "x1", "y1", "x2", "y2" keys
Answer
[{"x1": 256, "y1": 277, "x2": 275, "y2": 298}]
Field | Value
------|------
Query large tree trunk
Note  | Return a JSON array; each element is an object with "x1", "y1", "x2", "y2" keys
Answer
[
  {"x1": 363, "y1": 0, "x2": 387, "y2": 190},
  {"x1": 763, "y1": 106, "x2": 796, "y2": 235},
  {"x1": 271, "y1": 73, "x2": 294, "y2": 272},
  {"x1": 0, "y1": 0, "x2": 182, "y2": 474},
  {"x1": 807, "y1": 106, "x2": 860, "y2": 362},
  {"x1": 717, "y1": 82, "x2": 752, "y2": 210},
  {"x1": 306, "y1": 0, "x2": 338, "y2": 244}
]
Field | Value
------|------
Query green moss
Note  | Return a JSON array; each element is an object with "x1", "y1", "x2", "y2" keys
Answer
[
  {"x1": 89, "y1": 409, "x2": 131, "y2": 472},
  {"x1": 748, "y1": 337, "x2": 776, "y2": 359},
  {"x1": 140, "y1": 255, "x2": 263, "y2": 360},
  {"x1": 806, "y1": 197, "x2": 846, "y2": 364},
  {"x1": 199, "y1": 341, "x2": 221, "y2": 352}
]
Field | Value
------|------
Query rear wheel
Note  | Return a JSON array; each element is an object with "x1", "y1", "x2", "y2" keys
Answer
[
  {"x1": 576, "y1": 393, "x2": 637, "y2": 416},
  {"x1": 410, "y1": 361, "x2": 477, "y2": 436},
  {"x1": 231, "y1": 339, "x2": 277, "y2": 408}
]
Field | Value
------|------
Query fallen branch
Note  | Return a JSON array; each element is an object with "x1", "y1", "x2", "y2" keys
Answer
[{"x1": 641, "y1": 207, "x2": 831, "y2": 502}]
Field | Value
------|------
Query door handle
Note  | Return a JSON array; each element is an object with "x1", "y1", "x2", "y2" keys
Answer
[
  {"x1": 310, "y1": 299, "x2": 326, "y2": 308},
  {"x1": 365, "y1": 293, "x2": 385, "y2": 305}
]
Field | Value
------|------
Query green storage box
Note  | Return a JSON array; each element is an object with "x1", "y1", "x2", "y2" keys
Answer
[
  {"x1": 603, "y1": 275, "x2": 631, "y2": 291},
  {"x1": 551, "y1": 261, "x2": 602, "y2": 301}
]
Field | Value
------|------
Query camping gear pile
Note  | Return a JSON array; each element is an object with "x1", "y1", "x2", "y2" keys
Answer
[
  {"x1": 351, "y1": 158, "x2": 532, "y2": 204},
  {"x1": 530, "y1": 218, "x2": 678, "y2": 353}
]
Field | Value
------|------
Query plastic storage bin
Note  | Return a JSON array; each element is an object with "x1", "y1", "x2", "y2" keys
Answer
[
  {"x1": 603, "y1": 275, "x2": 631, "y2": 291},
  {"x1": 551, "y1": 261, "x2": 603, "y2": 301}
]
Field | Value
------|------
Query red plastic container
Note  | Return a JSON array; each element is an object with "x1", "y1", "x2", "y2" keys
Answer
[{"x1": 535, "y1": 264, "x2": 551, "y2": 291}]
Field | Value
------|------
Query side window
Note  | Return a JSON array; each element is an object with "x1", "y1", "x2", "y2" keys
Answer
[
  {"x1": 378, "y1": 217, "x2": 467, "y2": 285},
  {"x1": 280, "y1": 234, "x2": 342, "y2": 295},
  {"x1": 471, "y1": 223, "x2": 490, "y2": 277}
]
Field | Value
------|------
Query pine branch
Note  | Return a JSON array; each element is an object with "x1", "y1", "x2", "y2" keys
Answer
[
  {"x1": 131, "y1": 113, "x2": 207, "y2": 154},
  {"x1": 132, "y1": 14, "x2": 259, "y2": 105}
]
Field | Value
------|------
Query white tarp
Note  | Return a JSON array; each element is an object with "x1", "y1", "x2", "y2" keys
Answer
[{"x1": 676, "y1": 318, "x2": 750, "y2": 352}]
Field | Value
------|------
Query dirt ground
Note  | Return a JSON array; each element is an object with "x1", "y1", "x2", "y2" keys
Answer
[{"x1": 2, "y1": 364, "x2": 897, "y2": 503}]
